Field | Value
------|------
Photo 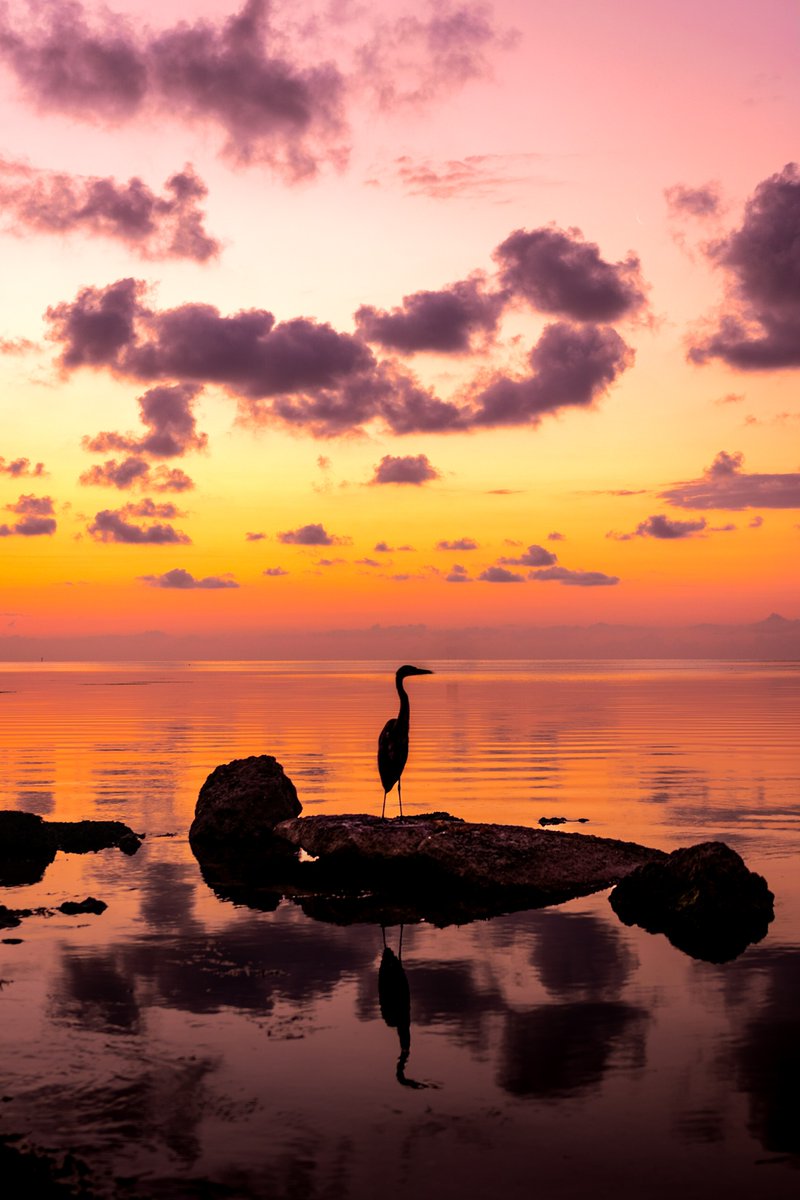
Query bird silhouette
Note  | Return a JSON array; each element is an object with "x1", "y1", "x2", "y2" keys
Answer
[{"x1": 378, "y1": 664, "x2": 432, "y2": 819}]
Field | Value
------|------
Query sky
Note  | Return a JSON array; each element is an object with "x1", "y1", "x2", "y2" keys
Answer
[{"x1": 0, "y1": 0, "x2": 799, "y2": 658}]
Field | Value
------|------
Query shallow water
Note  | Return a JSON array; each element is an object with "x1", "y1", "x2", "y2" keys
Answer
[{"x1": 1, "y1": 661, "x2": 799, "y2": 1198}]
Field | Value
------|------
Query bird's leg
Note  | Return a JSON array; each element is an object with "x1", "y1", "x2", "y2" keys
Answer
[
  {"x1": 398, "y1": 778, "x2": 403, "y2": 820},
  {"x1": 381, "y1": 791, "x2": 387, "y2": 820}
]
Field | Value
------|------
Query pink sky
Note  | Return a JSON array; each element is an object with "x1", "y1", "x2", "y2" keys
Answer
[{"x1": 0, "y1": 0, "x2": 798, "y2": 657}]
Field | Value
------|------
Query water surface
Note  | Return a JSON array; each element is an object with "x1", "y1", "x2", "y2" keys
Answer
[{"x1": 1, "y1": 661, "x2": 798, "y2": 1197}]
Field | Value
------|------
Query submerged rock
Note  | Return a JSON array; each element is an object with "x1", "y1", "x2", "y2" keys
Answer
[
  {"x1": 58, "y1": 897, "x2": 107, "y2": 916},
  {"x1": 190, "y1": 755, "x2": 302, "y2": 849},
  {"x1": 609, "y1": 841, "x2": 774, "y2": 962}
]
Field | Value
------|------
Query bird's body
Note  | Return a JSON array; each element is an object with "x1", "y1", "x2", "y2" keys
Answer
[{"x1": 378, "y1": 665, "x2": 432, "y2": 818}]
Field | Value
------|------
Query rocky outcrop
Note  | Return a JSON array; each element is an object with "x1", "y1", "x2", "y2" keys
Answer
[
  {"x1": 189, "y1": 755, "x2": 302, "y2": 851},
  {"x1": 609, "y1": 841, "x2": 774, "y2": 962},
  {"x1": 0, "y1": 811, "x2": 142, "y2": 886},
  {"x1": 272, "y1": 812, "x2": 666, "y2": 920}
]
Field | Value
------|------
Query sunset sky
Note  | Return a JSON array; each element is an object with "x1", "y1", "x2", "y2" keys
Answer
[{"x1": 1, "y1": 0, "x2": 798, "y2": 658}]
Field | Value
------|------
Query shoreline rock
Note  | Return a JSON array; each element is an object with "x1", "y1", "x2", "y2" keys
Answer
[{"x1": 0, "y1": 811, "x2": 142, "y2": 887}]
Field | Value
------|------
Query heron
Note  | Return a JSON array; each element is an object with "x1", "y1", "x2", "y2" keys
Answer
[{"x1": 378, "y1": 664, "x2": 432, "y2": 819}]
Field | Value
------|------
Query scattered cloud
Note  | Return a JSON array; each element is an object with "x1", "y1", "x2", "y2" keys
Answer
[
  {"x1": 0, "y1": 159, "x2": 219, "y2": 260},
  {"x1": 355, "y1": 277, "x2": 503, "y2": 353},
  {"x1": 83, "y1": 383, "x2": 206, "y2": 459},
  {"x1": 246, "y1": 531, "x2": 266, "y2": 541},
  {"x1": 608, "y1": 514, "x2": 708, "y2": 540},
  {"x1": 688, "y1": 163, "x2": 800, "y2": 369},
  {"x1": 79, "y1": 457, "x2": 195, "y2": 492},
  {"x1": 370, "y1": 453, "x2": 441, "y2": 485},
  {"x1": 139, "y1": 568, "x2": 238, "y2": 589},
  {"x1": 437, "y1": 537, "x2": 478, "y2": 550},
  {"x1": 374, "y1": 541, "x2": 414, "y2": 552},
  {"x1": 714, "y1": 392, "x2": 745, "y2": 405},
  {"x1": 278, "y1": 522, "x2": 349, "y2": 545},
  {"x1": 445, "y1": 563, "x2": 471, "y2": 583},
  {"x1": 0, "y1": 455, "x2": 45, "y2": 477},
  {"x1": 6, "y1": 493, "x2": 54, "y2": 516},
  {"x1": 356, "y1": 557, "x2": 380, "y2": 567},
  {"x1": 494, "y1": 225, "x2": 648, "y2": 322},
  {"x1": 479, "y1": 565, "x2": 524, "y2": 582},
  {"x1": 547, "y1": 531, "x2": 565, "y2": 541},
  {"x1": 0, "y1": 335, "x2": 35, "y2": 354},
  {"x1": 263, "y1": 566, "x2": 288, "y2": 576},
  {"x1": 1, "y1": 496, "x2": 57, "y2": 536},
  {"x1": 88, "y1": 508, "x2": 191, "y2": 544},
  {"x1": 659, "y1": 451, "x2": 800, "y2": 510},
  {"x1": 750, "y1": 515, "x2": 764, "y2": 528},
  {"x1": 388, "y1": 151, "x2": 558, "y2": 201},
  {"x1": 529, "y1": 566, "x2": 619, "y2": 586},
  {"x1": 500, "y1": 543, "x2": 557, "y2": 566},
  {"x1": 664, "y1": 182, "x2": 722, "y2": 219}
]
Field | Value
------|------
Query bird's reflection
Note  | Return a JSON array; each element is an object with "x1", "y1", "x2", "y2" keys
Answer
[{"x1": 378, "y1": 926, "x2": 432, "y2": 1089}]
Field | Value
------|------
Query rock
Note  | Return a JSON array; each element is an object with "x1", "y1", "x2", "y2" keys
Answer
[
  {"x1": 0, "y1": 906, "x2": 22, "y2": 930},
  {"x1": 0, "y1": 812, "x2": 57, "y2": 885},
  {"x1": 189, "y1": 755, "x2": 302, "y2": 849},
  {"x1": 58, "y1": 897, "x2": 107, "y2": 916},
  {"x1": 539, "y1": 816, "x2": 589, "y2": 826},
  {"x1": 273, "y1": 812, "x2": 665, "y2": 921},
  {"x1": 609, "y1": 841, "x2": 774, "y2": 962},
  {"x1": 0, "y1": 811, "x2": 142, "y2": 886}
]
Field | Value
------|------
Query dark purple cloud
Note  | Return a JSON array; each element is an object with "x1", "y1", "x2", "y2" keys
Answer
[
  {"x1": 47, "y1": 285, "x2": 634, "y2": 437},
  {"x1": 0, "y1": 515, "x2": 57, "y2": 536},
  {"x1": 437, "y1": 537, "x2": 478, "y2": 550},
  {"x1": 659, "y1": 451, "x2": 800, "y2": 510},
  {"x1": 0, "y1": 455, "x2": 45, "y2": 477},
  {"x1": 688, "y1": 164, "x2": 800, "y2": 369},
  {"x1": 530, "y1": 566, "x2": 619, "y2": 587},
  {"x1": 374, "y1": 541, "x2": 414, "y2": 552},
  {"x1": 278, "y1": 523, "x2": 347, "y2": 546},
  {"x1": 479, "y1": 565, "x2": 524, "y2": 582},
  {"x1": 78, "y1": 457, "x2": 195, "y2": 492},
  {"x1": 0, "y1": 1, "x2": 346, "y2": 179},
  {"x1": 500, "y1": 543, "x2": 557, "y2": 567},
  {"x1": 356, "y1": 557, "x2": 380, "y2": 567},
  {"x1": 664, "y1": 182, "x2": 722, "y2": 219},
  {"x1": 547, "y1": 531, "x2": 565, "y2": 541},
  {"x1": 355, "y1": 277, "x2": 503, "y2": 353},
  {"x1": 139, "y1": 568, "x2": 238, "y2": 589},
  {"x1": 469, "y1": 323, "x2": 633, "y2": 428},
  {"x1": 370, "y1": 454, "x2": 441, "y2": 485},
  {"x1": 84, "y1": 383, "x2": 206, "y2": 459},
  {"x1": 6, "y1": 493, "x2": 54, "y2": 516},
  {"x1": 445, "y1": 563, "x2": 471, "y2": 583},
  {"x1": 263, "y1": 566, "x2": 288, "y2": 576},
  {"x1": 609, "y1": 514, "x2": 708, "y2": 540},
  {"x1": 88, "y1": 508, "x2": 191, "y2": 544},
  {"x1": 246, "y1": 531, "x2": 266, "y2": 541},
  {"x1": 750, "y1": 515, "x2": 764, "y2": 528},
  {"x1": 494, "y1": 225, "x2": 647, "y2": 321},
  {"x1": 0, "y1": 159, "x2": 218, "y2": 260},
  {"x1": 123, "y1": 498, "x2": 185, "y2": 519}
]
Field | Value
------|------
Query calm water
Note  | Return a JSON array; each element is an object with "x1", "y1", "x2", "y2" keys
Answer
[{"x1": 0, "y1": 661, "x2": 799, "y2": 1198}]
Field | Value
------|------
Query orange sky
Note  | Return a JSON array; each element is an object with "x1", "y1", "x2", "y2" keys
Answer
[{"x1": 0, "y1": 0, "x2": 798, "y2": 657}]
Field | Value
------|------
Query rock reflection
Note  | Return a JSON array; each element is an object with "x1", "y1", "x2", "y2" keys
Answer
[
  {"x1": 499, "y1": 1001, "x2": 647, "y2": 1098},
  {"x1": 531, "y1": 909, "x2": 635, "y2": 999}
]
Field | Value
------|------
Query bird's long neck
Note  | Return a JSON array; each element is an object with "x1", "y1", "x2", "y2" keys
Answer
[{"x1": 395, "y1": 675, "x2": 410, "y2": 730}]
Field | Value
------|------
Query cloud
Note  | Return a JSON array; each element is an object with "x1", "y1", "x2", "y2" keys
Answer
[
  {"x1": 83, "y1": 383, "x2": 206, "y2": 459},
  {"x1": 437, "y1": 537, "x2": 478, "y2": 550},
  {"x1": 278, "y1": 523, "x2": 348, "y2": 546},
  {"x1": 78, "y1": 457, "x2": 195, "y2": 492},
  {"x1": 0, "y1": 515, "x2": 56, "y2": 536},
  {"x1": 548, "y1": 531, "x2": 565, "y2": 541},
  {"x1": 356, "y1": 557, "x2": 380, "y2": 567},
  {"x1": 0, "y1": 0, "x2": 347, "y2": 180},
  {"x1": 355, "y1": 277, "x2": 503, "y2": 353},
  {"x1": 750, "y1": 515, "x2": 764, "y2": 528},
  {"x1": 468, "y1": 323, "x2": 633, "y2": 428},
  {"x1": 445, "y1": 563, "x2": 471, "y2": 583},
  {"x1": 314, "y1": 557, "x2": 346, "y2": 567},
  {"x1": 0, "y1": 159, "x2": 219, "y2": 260},
  {"x1": 479, "y1": 565, "x2": 524, "y2": 582},
  {"x1": 493, "y1": 225, "x2": 648, "y2": 321},
  {"x1": 5, "y1": 493, "x2": 54, "y2": 516},
  {"x1": 0, "y1": 455, "x2": 45, "y2": 477},
  {"x1": 47, "y1": 283, "x2": 634, "y2": 437},
  {"x1": 357, "y1": 1, "x2": 516, "y2": 109},
  {"x1": 659, "y1": 451, "x2": 800, "y2": 510},
  {"x1": 370, "y1": 453, "x2": 441, "y2": 485},
  {"x1": 263, "y1": 566, "x2": 288, "y2": 576},
  {"x1": 246, "y1": 531, "x2": 266, "y2": 541},
  {"x1": 139, "y1": 568, "x2": 238, "y2": 589},
  {"x1": 664, "y1": 182, "x2": 722, "y2": 219},
  {"x1": 88, "y1": 508, "x2": 191, "y2": 544},
  {"x1": 500, "y1": 543, "x2": 557, "y2": 566},
  {"x1": 374, "y1": 541, "x2": 414, "y2": 552},
  {"x1": 609, "y1": 514, "x2": 708, "y2": 540},
  {"x1": 529, "y1": 566, "x2": 619, "y2": 586},
  {"x1": 688, "y1": 163, "x2": 800, "y2": 369},
  {"x1": 121, "y1": 498, "x2": 185, "y2": 519},
  {"x1": 0, "y1": 335, "x2": 36, "y2": 354},
  {"x1": 388, "y1": 151, "x2": 557, "y2": 201}
]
